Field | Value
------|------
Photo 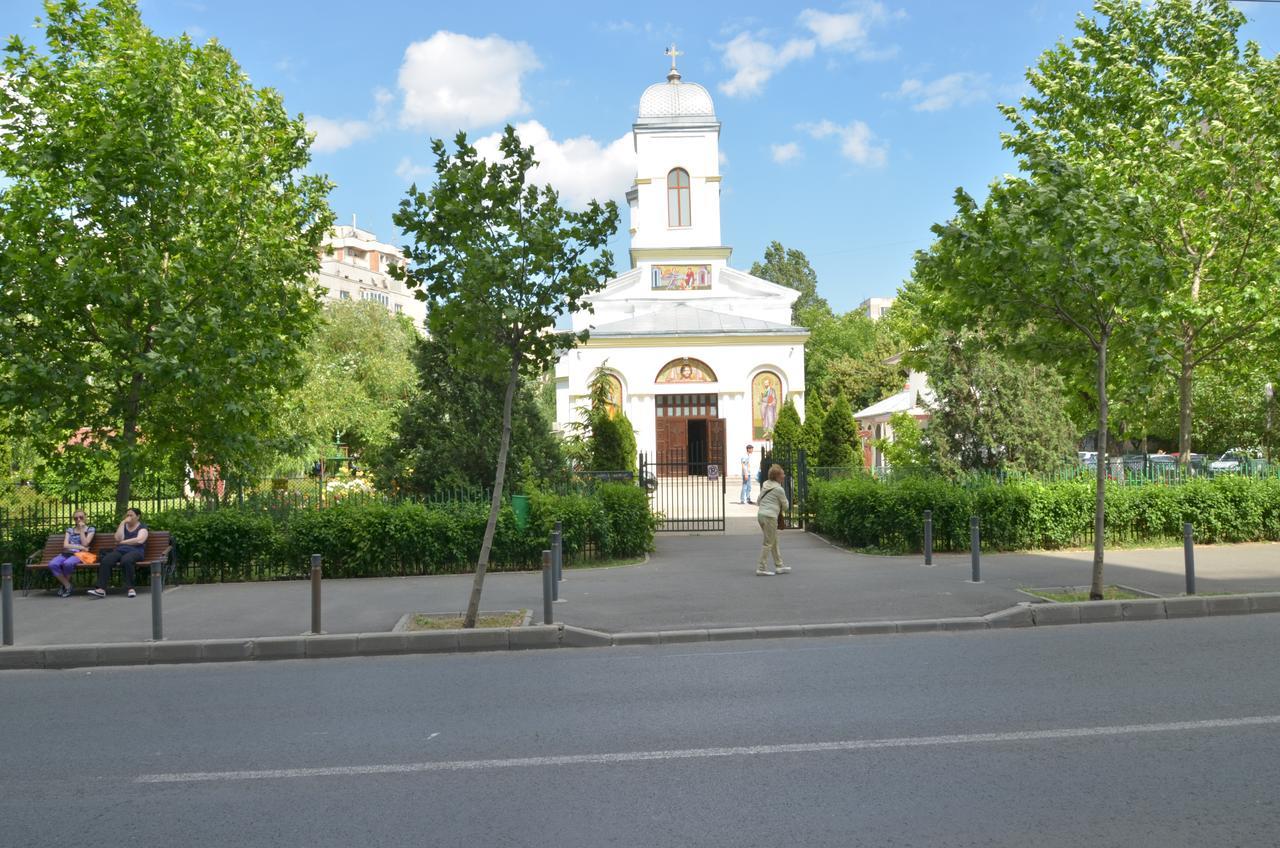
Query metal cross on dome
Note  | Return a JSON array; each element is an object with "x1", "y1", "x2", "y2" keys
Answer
[{"x1": 665, "y1": 43, "x2": 683, "y2": 81}]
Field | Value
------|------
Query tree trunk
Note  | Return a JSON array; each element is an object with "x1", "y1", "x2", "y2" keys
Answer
[
  {"x1": 463, "y1": 355, "x2": 521, "y2": 629},
  {"x1": 1177, "y1": 339, "x2": 1194, "y2": 466},
  {"x1": 113, "y1": 372, "x2": 144, "y2": 516},
  {"x1": 1090, "y1": 335, "x2": 1108, "y2": 601}
]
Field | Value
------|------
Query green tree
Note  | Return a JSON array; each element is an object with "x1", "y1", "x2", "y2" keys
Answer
[
  {"x1": 1003, "y1": 0, "x2": 1280, "y2": 464},
  {"x1": 394, "y1": 126, "x2": 618, "y2": 627},
  {"x1": 922, "y1": 331, "x2": 1077, "y2": 475},
  {"x1": 818, "y1": 393, "x2": 857, "y2": 468},
  {"x1": 285, "y1": 301, "x2": 419, "y2": 464},
  {"x1": 749, "y1": 241, "x2": 833, "y2": 327},
  {"x1": 913, "y1": 162, "x2": 1163, "y2": 599},
  {"x1": 583, "y1": 367, "x2": 637, "y2": 473},
  {"x1": 770, "y1": 399, "x2": 803, "y2": 455},
  {"x1": 799, "y1": 394, "x2": 825, "y2": 460},
  {"x1": 0, "y1": 0, "x2": 333, "y2": 513},
  {"x1": 878, "y1": 412, "x2": 930, "y2": 474},
  {"x1": 805, "y1": 310, "x2": 903, "y2": 412},
  {"x1": 375, "y1": 334, "x2": 566, "y2": 497}
]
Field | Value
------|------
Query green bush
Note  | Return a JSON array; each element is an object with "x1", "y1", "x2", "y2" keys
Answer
[
  {"x1": 809, "y1": 473, "x2": 1280, "y2": 553},
  {"x1": 131, "y1": 487, "x2": 655, "y2": 583}
]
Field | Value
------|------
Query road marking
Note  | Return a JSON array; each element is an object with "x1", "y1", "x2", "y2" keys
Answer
[{"x1": 135, "y1": 714, "x2": 1280, "y2": 784}]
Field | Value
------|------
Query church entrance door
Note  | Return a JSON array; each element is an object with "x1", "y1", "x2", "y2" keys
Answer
[{"x1": 645, "y1": 393, "x2": 726, "y2": 531}]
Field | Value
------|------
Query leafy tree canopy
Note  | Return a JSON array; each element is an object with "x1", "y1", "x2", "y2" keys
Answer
[{"x1": 749, "y1": 241, "x2": 833, "y2": 328}]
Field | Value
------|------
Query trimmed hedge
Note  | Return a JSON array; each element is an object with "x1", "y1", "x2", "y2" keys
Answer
[
  {"x1": 810, "y1": 474, "x2": 1280, "y2": 553},
  {"x1": 68, "y1": 483, "x2": 653, "y2": 583}
]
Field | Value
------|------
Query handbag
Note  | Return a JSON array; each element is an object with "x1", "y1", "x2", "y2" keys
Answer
[
  {"x1": 76, "y1": 551, "x2": 98, "y2": 565},
  {"x1": 776, "y1": 511, "x2": 787, "y2": 531}
]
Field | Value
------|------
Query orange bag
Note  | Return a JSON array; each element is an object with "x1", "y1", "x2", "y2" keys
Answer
[{"x1": 76, "y1": 551, "x2": 98, "y2": 565}]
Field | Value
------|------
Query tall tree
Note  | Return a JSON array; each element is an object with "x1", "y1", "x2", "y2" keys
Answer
[
  {"x1": 1003, "y1": 0, "x2": 1280, "y2": 465},
  {"x1": 0, "y1": 0, "x2": 333, "y2": 513},
  {"x1": 394, "y1": 126, "x2": 617, "y2": 628},
  {"x1": 914, "y1": 162, "x2": 1163, "y2": 599},
  {"x1": 818, "y1": 393, "x2": 857, "y2": 468},
  {"x1": 284, "y1": 300, "x2": 419, "y2": 464},
  {"x1": 749, "y1": 241, "x2": 832, "y2": 327},
  {"x1": 922, "y1": 331, "x2": 1076, "y2": 475}
]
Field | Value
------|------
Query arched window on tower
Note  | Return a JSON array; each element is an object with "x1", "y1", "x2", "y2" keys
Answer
[{"x1": 667, "y1": 168, "x2": 691, "y2": 228}]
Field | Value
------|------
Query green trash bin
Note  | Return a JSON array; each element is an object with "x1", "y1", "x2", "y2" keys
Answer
[{"x1": 510, "y1": 494, "x2": 531, "y2": 531}]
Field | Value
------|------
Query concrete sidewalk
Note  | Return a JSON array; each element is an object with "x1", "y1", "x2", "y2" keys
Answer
[{"x1": 6, "y1": 518, "x2": 1280, "y2": 647}]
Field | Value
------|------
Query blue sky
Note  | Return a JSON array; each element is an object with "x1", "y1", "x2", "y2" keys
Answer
[{"x1": 4, "y1": 1, "x2": 1280, "y2": 312}]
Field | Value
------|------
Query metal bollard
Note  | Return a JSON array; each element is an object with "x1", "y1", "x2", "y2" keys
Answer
[
  {"x1": 969, "y1": 517, "x2": 982, "y2": 583},
  {"x1": 2, "y1": 563, "x2": 13, "y2": 647},
  {"x1": 550, "y1": 528, "x2": 561, "y2": 602},
  {"x1": 542, "y1": 550, "x2": 554, "y2": 625},
  {"x1": 150, "y1": 564, "x2": 163, "y2": 641},
  {"x1": 554, "y1": 520, "x2": 564, "y2": 583},
  {"x1": 1183, "y1": 522, "x2": 1196, "y2": 596},
  {"x1": 923, "y1": 510, "x2": 934, "y2": 566},
  {"x1": 310, "y1": 553, "x2": 322, "y2": 634}
]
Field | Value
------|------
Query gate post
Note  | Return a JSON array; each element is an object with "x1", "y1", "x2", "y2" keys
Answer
[{"x1": 797, "y1": 449, "x2": 808, "y2": 530}]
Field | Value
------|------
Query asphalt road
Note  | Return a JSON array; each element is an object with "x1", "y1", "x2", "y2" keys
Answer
[{"x1": 4, "y1": 617, "x2": 1280, "y2": 847}]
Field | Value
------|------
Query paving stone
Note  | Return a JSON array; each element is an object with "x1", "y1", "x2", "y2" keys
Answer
[
  {"x1": 1032, "y1": 604, "x2": 1081, "y2": 626},
  {"x1": 201, "y1": 639, "x2": 253, "y2": 662},
  {"x1": 357, "y1": 632, "x2": 409, "y2": 655},
  {"x1": 984, "y1": 605, "x2": 1034, "y2": 628},
  {"x1": 456, "y1": 629, "x2": 509, "y2": 652},
  {"x1": 42, "y1": 644, "x2": 99, "y2": 669},
  {"x1": 95, "y1": 643, "x2": 151, "y2": 666},
  {"x1": 509, "y1": 626, "x2": 560, "y2": 650},
  {"x1": 706, "y1": 627, "x2": 759, "y2": 642},
  {"x1": 149, "y1": 640, "x2": 203, "y2": 664},
  {"x1": 613, "y1": 631, "x2": 660, "y2": 646},
  {"x1": 848, "y1": 622, "x2": 899, "y2": 636},
  {"x1": 1121, "y1": 600, "x2": 1167, "y2": 621},
  {"x1": 895, "y1": 620, "x2": 942, "y2": 634},
  {"x1": 0, "y1": 647, "x2": 45, "y2": 670},
  {"x1": 1078, "y1": 601, "x2": 1124, "y2": 623},
  {"x1": 801, "y1": 623, "x2": 851, "y2": 638},
  {"x1": 1248, "y1": 593, "x2": 1280, "y2": 614},
  {"x1": 1163, "y1": 597, "x2": 1208, "y2": 618},
  {"x1": 937, "y1": 618, "x2": 989, "y2": 632},
  {"x1": 560, "y1": 626, "x2": 613, "y2": 648},
  {"x1": 659, "y1": 629, "x2": 709, "y2": 644},
  {"x1": 402, "y1": 630, "x2": 459, "y2": 653},
  {"x1": 1207, "y1": 596, "x2": 1251, "y2": 616},
  {"x1": 252, "y1": 636, "x2": 306, "y2": 660},
  {"x1": 304, "y1": 634, "x2": 360, "y2": 658}
]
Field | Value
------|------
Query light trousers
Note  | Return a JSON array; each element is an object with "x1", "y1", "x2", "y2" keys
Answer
[{"x1": 758, "y1": 516, "x2": 784, "y2": 569}]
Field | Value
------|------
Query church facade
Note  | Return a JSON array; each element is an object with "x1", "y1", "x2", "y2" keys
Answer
[{"x1": 555, "y1": 58, "x2": 808, "y2": 473}]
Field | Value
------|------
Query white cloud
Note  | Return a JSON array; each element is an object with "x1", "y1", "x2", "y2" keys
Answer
[
  {"x1": 473, "y1": 121, "x2": 634, "y2": 208},
  {"x1": 893, "y1": 72, "x2": 991, "y2": 112},
  {"x1": 719, "y1": 4, "x2": 900, "y2": 97},
  {"x1": 307, "y1": 116, "x2": 375, "y2": 154},
  {"x1": 372, "y1": 87, "x2": 393, "y2": 122},
  {"x1": 398, "y1": 31, "x2": 540, "y2": 131},
  {"x1": 803, "y1": 119, "x2": 887, "y2": 167},
  {"x1": 395, "y1": 157, "x2": 432, "y2": 182},
  {"x1": 771, "y1": 142, "x2": 802, "y2": 164},
  {"x1": 719, "y1": 32, "x2": 816, "y2": 98}
]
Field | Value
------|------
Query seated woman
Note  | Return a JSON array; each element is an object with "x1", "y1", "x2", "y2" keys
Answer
[
  {"x1": 87, "y1": 507, "x2": 148, "y2": 599},
  {"x1": 49, "y1": 511, "x2": 95, "y2": 598}
]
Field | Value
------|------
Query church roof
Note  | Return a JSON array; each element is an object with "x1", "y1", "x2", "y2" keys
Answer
[
  {"x1": 590, "y1": 304, "x2": 805, "y2": 337},
  {"x1": 637, "y1": 80, "x2": 717, "y2": 125}
]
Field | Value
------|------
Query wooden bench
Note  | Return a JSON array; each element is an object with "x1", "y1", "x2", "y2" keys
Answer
[{"x1": 24, "y1": 531, "x2": 177, "y2": 595}]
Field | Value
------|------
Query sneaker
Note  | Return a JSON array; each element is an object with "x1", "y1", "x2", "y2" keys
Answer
[
  {"x1": 776, "y1": 566, "x2": 792, "y2": 574},
  {"x1": 55, "y1": 586, "x2": 67, "y2": 598},
  {"x1": 87, "y1": 588, "x2": 106, "y2": 599},
  {"x1": 126, "y1": 589, "x2": 137, "y2": 598},
  {"x1": 755, "y1": 567, "x2": 775, "y2": 576}
]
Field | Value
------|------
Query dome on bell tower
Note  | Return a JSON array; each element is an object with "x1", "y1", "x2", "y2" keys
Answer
[{"x1": 636, "y1": 79, "x2": 717, "y2": 124}]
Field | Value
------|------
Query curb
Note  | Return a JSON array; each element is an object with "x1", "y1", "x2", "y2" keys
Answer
[{"x1": 4, "y1": 593, "x2": 1280, "y2": 671}]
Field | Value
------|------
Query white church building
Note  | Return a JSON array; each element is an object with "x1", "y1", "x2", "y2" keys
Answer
[{"x1": 555, "y1": 56, "x2": 808, "y2": 473}]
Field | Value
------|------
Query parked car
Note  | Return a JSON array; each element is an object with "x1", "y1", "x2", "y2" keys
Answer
[{"x1": 1209, "y1": 450, "x2": 1263, "y2": 476}]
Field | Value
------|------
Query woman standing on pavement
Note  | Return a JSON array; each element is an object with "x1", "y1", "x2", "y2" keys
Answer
[{"x1": 755, "y1": 464, "x2": 790, "y2": 576}]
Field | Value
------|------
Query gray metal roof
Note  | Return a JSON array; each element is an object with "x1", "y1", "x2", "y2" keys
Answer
[{"x1": 589, "y1": 304, "x2": 807, "y2": 337}]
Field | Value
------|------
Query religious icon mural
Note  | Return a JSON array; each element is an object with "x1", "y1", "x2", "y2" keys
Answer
[
  {"x1": 752, "y1": 371, "x2": 781, "y2": 439},
  {"x1": 651, "y1": 264, "x2": 711, "y2": 291},
  {"x1": 603, "y1": 373, "x2": 623, "y2": 418},
  {"x1": 656, "y1": 358, "x2": 717, "y2": 384}
]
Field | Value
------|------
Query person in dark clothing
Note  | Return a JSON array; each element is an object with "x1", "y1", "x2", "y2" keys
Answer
[{"x1": 88, "y1": 507, "x2": 149, "y2": 598}]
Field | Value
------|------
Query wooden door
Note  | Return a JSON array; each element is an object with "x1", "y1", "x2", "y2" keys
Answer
[{"x1": 709, "y1": 418, "x2": 726, "y2": 474}]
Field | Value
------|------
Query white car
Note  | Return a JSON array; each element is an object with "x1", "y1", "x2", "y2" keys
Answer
[{"x1": 1209, "y1": 451, "x2": 1251, "y2": 474}]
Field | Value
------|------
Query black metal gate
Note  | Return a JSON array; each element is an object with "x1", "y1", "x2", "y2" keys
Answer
[
  {"x1": 760, "y1": 446, "x2": 808, "y2": 530},
  {"x1": 639, "y1": 451, "x2": 727, "y2": 532}
]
